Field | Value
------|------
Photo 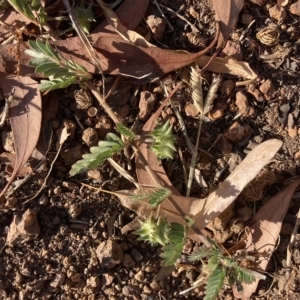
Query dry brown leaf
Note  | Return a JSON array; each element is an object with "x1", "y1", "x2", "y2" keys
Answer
[
  {"x1": 97, "y1": 0, "x2": 153, "y2": 48},
  {"x1": 213, "y1": 0, "x2": 244, "y2": 50},
  {"x1": 4, "y1": 32, "x2": 255, "y2": 84},
  {"x1": 197, "y1": 55, "x2": 257, "y2": 85},
  {"x1": 111, "y1": 190, "x2": 199, "y2": 228},
  {"x1": 0, "y1": 74, "x2": 42, "y2": 200},
  {"x1": 135, "y1": 137, "x2": 282, "y2": 238},
  {"x1": 93, "y1": 0, "x2": 150, "y2": 33},
  {"x1": 135, "y1": 102, "x2": 281, "y2": 240},
  {"x1": 189, "y1": 139, "x2": 283, "y2": 232},
  {"x1": 0, "y1": 152, "x2": 32, "y2": 177},
  {"x1": 233, "y1": 178, "x2": 300, "y2": 300}
]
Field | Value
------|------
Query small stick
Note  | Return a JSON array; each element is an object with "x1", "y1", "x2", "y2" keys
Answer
[
  {"x1": 154, "y1": 1, "x2": 199, "y2": 33},
  {"x1": 152, "y1": 0, "x2": 174, "y2": 31},
  {"x1": 286, "y1": 208, "x2": 300, "y2": 269}
]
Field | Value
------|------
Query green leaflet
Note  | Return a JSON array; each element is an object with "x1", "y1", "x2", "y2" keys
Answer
[
  {"x1": 69, "y1": 133, "x2": 125, "y2": 176},
  {"x1": 150, "y1": 121, "x2": 176, "y2": 160},
  {"x1": 9, "y1": 0, "x2": 36, "y2": 22},
  {"x1": 35, "y1": 62, "x2": 59, "y2": 74},
  {"x1": 130, "y1": 186, "x2": 171, "y2": 208},
  {"x1": 189, "y1": 246, "x2": 210, "y2": 261},
  {"x1": 204, "y1": 266, "x2": 225, "y2": 300},
  {"x1": 26, "y1": 39, "x2": 91, "y2": 92},
  {"x1": 116, "y1": 123, "x2": 136, "y2": 141},
  {"x1": 161, "y1": 241, "x2": 184, "y2": 266},
  {"x1": 236, "y1": 266, "x2": 256, "y2": 285}
]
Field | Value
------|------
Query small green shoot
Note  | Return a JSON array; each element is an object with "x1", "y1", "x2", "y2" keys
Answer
[
  {"x1": 25, "y1": 39, "x2": 92, "y2": 91},
  {"x1": 73, "y1": 0, "x2": 95, "y2": 34},
  {"x1": 190, "y1": 240, "x2": 256, "y2": 300},
  {"x1": 134, "y1": 217, "x2": 186, "y2": 266},
  {"x1": 130, "y1": 186, "x2": 171, "y2": 208},
  {"x1": 149, "y1": 121, "x2": 176, "y2": 160},
  {"x1": 8, "y1": 0, "x2": 41, "y2": 24},
  {"x1": 70, "y1": 133, "x2": 125, "y2": 176}
]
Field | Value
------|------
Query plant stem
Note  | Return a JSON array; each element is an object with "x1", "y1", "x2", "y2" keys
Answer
[
  {"x1": 186, "y1": 116, "x2": 203, "y2": 197},
  {"x1": 85, "y1": 80, "x2": 121, "y2": 125}
]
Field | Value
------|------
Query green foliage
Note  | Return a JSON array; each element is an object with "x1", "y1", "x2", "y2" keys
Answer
[
  {"x1": 130, "y1": 186, "x2": 171, "y2": 208},
  {"x1": 116, "y1": 123, "x2": 136, "y2": 141},
  {"x1": 190, "y1": 240, "x2": 256, "y2": 299},
  {"x1": 189, "y1": 245, "x2": 210, "y2": 261},
  {"x1": 8, "y1": 0, "x2": 46, "y2": 24},
  {"x1": 149, "y1": 121, "x2": 176, "y2": 160},
  {"x1": 134, "y1": 218, "x2": 186, "y2": 266},
  {"x1": 135, "y1": 217, "x2": 170, "y2": 246},
  {"x1": 25, "y1": 39, "x2": 91, "y2": 92},
  {"x1": 204, "y1": 265, "x2": 225, "y2": 300},
  {"x1": 70, "y1": 133, "x2": 125, "y2": 176},
  {"x1": 73, "y1": 0, "x2": 95, "y2": 34},
  {"x1": 8, "y1": 0, "x2": 36, "y2": 22}
]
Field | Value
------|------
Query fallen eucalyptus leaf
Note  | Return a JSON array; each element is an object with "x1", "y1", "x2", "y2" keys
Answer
[
  {"x1": 0, "y1": 74, "x2": 42, "y2": 201},
  {"x1": 189, "y1": 139, "x2": 283, "y2": 232},
  {"x1": 233, "y1": 178, "x2": 300, "y2": 300},
  {"x1": 213, "y1": 0, "x2": 244, "y2": 50}
]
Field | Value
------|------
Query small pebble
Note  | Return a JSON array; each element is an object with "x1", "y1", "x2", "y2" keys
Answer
[
  {"x1": 87, "y1": 276, "x2": 100, "y2": 288},
  {"x1": 62, "y1": 181, "x2": 79, "y2": 189},
  {"x1": 208, "y1": 102, "x2": 227, "y2": 120},
  {"x1": 220, "y1": 80, "x2": 235, "y2": 98},
  {"x1": 96, "y1": 240, "x2": 123, "y2": 269},
  {"x1": 122, "y1": 254, "x2": 136, "y2": 268},
  {"x1": 146, "y1": 15, "x2": 166, "y2": 40},
  {"x1": 259, "y1": 79, "x2": 276, "y2": 100},
  {"x1": 53, "y1": 186, "x2": 62, "y2": 195},
  {"x1": 101, "y1": 273, "x2": 114, "y2": 286},
  {"x1": 87, "y1": 169, "x2": 102, "y2": 180},
  {"x1": 247, "y1": 84, "x2": 264, "y2": 102},
  {"x1": 138, "y1": 91, "x2": 157, "y2": 121},
  {"x1": 82, "y1": 128, "x2": 98, "y2": 147},
  {"x1": 134, "y1": 270, "x2": 144, "y2": 282},
  {"x1": 290, "y1": 0, "x2": 300, "y2": 15},
  {"x1": 288, "y1": 126, "x2": 298, "y2": 138},
  {"x1": 269, "y1": 4, "x2": 287, "y2": 21},
  {"x1": 235, "y1": 91, "x2": 250, "y2": 116},
  {"x1": 224, "y1": 122, "x2": 245, "y2": 141},
  {"x1": 150, "y1": 281, "x2": 160, "y2": 291},
  {"x1": 184, "y1": 103, "x2": 199, "y2": 117},
  {"x1": 130, "y1": 248, "x2": 143, "y2": 262},
  {"x1": 220, "y1": 40, "x2": 243, "y2": 61}
]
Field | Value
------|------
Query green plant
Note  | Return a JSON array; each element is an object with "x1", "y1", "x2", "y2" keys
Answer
[
  {"x1": 24, "y1": 34, "x2": 260, "y2": 298},
  {"x1": 70, "y1": 122, "x2": 175, "y2": 176},
  {"x1": 25, "y1": 39, "x2": 92, "y2": 91},
  {"x1": 73, "y1": 0, "x2": 95, "y2": 34},
  {"x1": 69, "y1": 121, "x2": 183, "y2": 265},
  {"x1": 8, "y1": 0, "x2": 46, "y2": 25},
  {"x1": 189, "y1": 240, "x2": 256, "y2": 300}
]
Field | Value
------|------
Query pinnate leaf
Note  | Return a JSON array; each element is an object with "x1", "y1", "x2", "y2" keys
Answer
[
  {"x1": 161, "y1": 241, "x2": 184, "y2": 266},
  {"x1": 204, "y1": 266, "x2": 225, "y2": 300},
  {"x1": 116, "y1": 123, "x2": 135, "y2": 141},
  {"x1": 70, "y1": 133, "x2": 125, "y2": 176},
  {"x1": 236, "y1": 266, "x2": 255, "y2": 285},
  {"x1": 130, "y1": 186, "x2": 171, "y2": 208}
]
